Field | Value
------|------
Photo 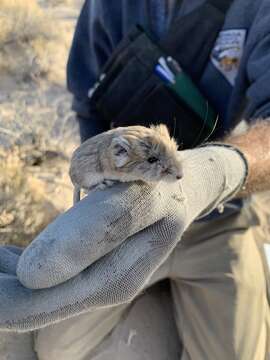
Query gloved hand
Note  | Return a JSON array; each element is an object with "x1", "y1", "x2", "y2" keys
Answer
[{"x1": 0, "y1": 144, "x2": 247, "y2": 332}]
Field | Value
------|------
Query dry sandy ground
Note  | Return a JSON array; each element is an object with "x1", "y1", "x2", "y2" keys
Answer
[{"x1": 0, "y1": 0, "x2": 83, "y2": 247}]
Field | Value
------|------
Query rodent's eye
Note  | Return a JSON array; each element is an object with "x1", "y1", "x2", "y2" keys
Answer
[
  {"x1": 147, "y1": 156, "x2": 158, "y2": 164},
  {"x1": 116, "y1": 147, "x2": 128, "y2": 156}
]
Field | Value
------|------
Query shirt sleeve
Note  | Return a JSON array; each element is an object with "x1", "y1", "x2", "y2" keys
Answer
[{"x1": 66, "y1": 0, "x2": 119, "y2": 133}]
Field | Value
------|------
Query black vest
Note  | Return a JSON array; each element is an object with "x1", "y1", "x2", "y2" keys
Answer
[{"x1": 89, "y1": 0, "x2": 233, "y2": 148}]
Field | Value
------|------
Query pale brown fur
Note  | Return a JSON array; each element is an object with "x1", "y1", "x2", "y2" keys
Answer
[{"x1": 69, "y1": 125, "x2": 182, "y2": 198}]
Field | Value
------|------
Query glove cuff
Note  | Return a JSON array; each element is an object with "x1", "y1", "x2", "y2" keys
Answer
[
  {"x1": 201, "y1": 142, "x2": 249, "y2": 191},
  {"x1": 180, "y1": 143, "x2": 248, "y2": 220}
]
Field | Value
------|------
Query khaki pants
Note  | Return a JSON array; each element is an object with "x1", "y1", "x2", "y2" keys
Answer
[{"x1": 16, "y1": 195, "x2": 270, "y2": 359}]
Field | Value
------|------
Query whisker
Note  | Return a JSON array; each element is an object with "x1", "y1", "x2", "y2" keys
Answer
[{"x1": 173, "y1": 116, "x2": 176, "y2": 139}]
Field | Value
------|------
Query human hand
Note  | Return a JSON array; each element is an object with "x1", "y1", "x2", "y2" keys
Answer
[{"x1": 0, "y1": 145, "x2": 247, "y2": 331}]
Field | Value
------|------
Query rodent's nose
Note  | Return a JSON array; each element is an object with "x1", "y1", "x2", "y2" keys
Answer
[{"x1": 176, "y1": 174, "x2": 182, "y2": 180}]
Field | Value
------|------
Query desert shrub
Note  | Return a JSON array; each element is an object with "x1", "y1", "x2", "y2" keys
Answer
[
  {"x1": 0, "y1": 143, "x2": 73, "y2": 247},
  {"x1": 0, "y1": 0, "x2": 71, "y2": 83},
  {"x1": 45, "y1": 0, "x2": 73, "y2": 6}
]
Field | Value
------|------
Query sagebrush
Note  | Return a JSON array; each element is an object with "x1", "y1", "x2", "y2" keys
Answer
[{"x1": 0, "y1": 0, "x2": 71, "y2": 83}]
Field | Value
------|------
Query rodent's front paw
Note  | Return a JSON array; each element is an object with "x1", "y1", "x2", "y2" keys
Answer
[{"x1": 92, "y1": 180, "x2": 118, "y2": 191}]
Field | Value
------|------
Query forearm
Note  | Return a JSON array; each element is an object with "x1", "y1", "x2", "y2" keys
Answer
[{"x1": 223, "y1": 120, "x2": 270, "y2": 196}]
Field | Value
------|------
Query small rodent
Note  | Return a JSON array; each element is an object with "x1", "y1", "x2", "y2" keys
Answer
[{"x1": 69, "y1": 124, "x2": 183, "y2": 202}]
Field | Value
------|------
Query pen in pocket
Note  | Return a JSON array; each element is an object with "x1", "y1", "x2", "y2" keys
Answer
[{"x1": 154, "y1": 64, "x2": 175, "y2": 84}]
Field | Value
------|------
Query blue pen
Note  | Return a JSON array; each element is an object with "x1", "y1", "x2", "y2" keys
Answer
[
  {"x1": 154, "y1": 64, "x2": 175, "y2": 84},
  {"x1": 158, "y1": 57, "x2": 175, "y2": 78}
]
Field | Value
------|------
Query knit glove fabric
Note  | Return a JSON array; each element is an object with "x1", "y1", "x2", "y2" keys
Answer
[{"x1": 0, "y1": 145, "x2": 247, "y2": 331}]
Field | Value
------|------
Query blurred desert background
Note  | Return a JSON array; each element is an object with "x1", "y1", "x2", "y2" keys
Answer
[{"x1": 0, "y1": 0, "x2": 83, "y2": 247}]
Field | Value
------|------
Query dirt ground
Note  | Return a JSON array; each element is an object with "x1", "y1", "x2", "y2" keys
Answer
[{"x1": 0, "y1": 0, "x2": 82, "y2": 247}]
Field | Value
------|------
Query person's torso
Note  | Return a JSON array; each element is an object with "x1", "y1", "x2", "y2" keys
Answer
[{"x1": 84, "y1": 0, "x2": 263, "y2": 136}]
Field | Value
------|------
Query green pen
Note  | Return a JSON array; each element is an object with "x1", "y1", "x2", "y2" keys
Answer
[{"x1": 166, "y1": 57, "x2": 218, "y2": 139}]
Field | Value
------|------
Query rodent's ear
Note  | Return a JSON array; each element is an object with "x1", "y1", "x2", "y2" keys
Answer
[
  {"x1": 111, "y1": 136, "x2": 130, "y2": 168},
  {"x1": 150, "y1": 124, "x2": 171, "y2": 139}
]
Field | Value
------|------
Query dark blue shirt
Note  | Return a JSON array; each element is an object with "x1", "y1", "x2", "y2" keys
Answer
[{"x1": 67, "y1": 0, "x2": 270, "y2": 139}]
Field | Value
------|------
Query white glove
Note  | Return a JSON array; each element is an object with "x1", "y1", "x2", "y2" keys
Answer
[{"x1": 0, "y1": 144, "x2": 247, "y2": 331}]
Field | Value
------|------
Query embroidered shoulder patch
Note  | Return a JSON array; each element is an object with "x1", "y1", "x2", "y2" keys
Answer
[{"x1": 211, "y1": 29, "x2": 247, "y2": 86}]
